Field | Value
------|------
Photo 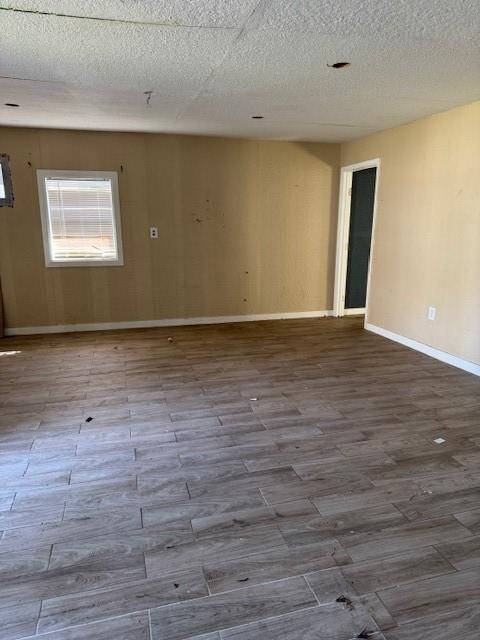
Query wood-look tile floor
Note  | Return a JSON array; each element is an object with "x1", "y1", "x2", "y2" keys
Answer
[{"x1": 0, "y1": 317, "x2": 479, "y2": 640}]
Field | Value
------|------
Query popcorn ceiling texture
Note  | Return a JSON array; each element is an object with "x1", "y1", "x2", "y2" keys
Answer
[
  {"x1": 0, "y1": 0, "x2": 261, "y2": 27},
  {"x1": 0, "y1": 0, "x2": 479, "y2": 141}
]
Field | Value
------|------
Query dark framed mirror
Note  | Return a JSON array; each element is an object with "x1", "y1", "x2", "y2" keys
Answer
[{"x1": 0, "y1": 154, "x2": 14, "y2": 207}]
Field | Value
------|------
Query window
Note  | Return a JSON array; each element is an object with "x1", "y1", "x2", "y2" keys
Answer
[
  {"x1": 0, "y1": 154, "x2": 14, "y2": 207},
  {"x1": 0, "y1": 164, "x2": 5, "y2": 199},
  {"x1": 37, "y1": 170, "x2": 123, "y2": 267}
]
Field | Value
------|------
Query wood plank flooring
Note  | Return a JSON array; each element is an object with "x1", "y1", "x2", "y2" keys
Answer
[{"x1": 0, "y1": 316, "x2": 479, "y2": 639}]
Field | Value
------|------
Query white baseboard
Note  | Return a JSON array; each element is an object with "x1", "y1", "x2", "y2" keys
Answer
[
  {"x1": 366, "y1": 322, "x2": 480, "y2": 377},
  {"x1": 344, "y1": 308, "x2": 365, "y2": 316},
  {"x1": 5, "y1": 309, "x2": 334, "y2": 336}
]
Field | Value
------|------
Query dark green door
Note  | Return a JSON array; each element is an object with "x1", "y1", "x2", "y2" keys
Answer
[{"x1": 345, "y1": 167, "x2": 376, "y2": 309}]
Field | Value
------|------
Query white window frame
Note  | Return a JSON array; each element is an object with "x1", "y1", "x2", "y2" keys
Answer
[{"x1": 37, "y1": 169, "x2": 124, "y2": 267}]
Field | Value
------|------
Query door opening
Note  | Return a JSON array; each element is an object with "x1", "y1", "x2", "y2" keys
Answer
[{"x1": 333, "y1": 159, "x2": 379, "y2": 319}]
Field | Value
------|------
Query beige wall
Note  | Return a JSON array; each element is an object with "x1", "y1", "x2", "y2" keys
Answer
[
  {"x1": 341, "y1": 101, "x2": 480, "y2": 365},
  {"x1": 2, "y1": 101, "x2": 478, "y2": 366},
  {"x1": 0, "y1": 128, "x2": 339, "y2": 329}
]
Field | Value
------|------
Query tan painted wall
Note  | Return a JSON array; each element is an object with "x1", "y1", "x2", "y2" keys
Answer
[
  {"x1": 0, "y1": 128, "x2": 339, "y2": 329},
  {"x1": 341, "y1": 101, "x2": 480, "y2": 365}
]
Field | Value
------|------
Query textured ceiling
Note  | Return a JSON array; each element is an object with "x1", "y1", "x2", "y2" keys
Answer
[{"x1": 0, "y1": 1, "x2": 479, "y2": 142}]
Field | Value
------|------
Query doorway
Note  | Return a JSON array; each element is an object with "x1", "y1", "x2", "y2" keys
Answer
[{"x1": 333, "y1": 159, "x2": 380, "y2": 318}]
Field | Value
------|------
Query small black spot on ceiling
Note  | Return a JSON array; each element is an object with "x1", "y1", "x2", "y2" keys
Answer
[{"x1": 327, "y1": 62, "x2": 351, "y2": 69}]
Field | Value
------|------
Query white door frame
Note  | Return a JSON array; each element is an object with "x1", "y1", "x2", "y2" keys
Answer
[{"x1": 333, "y1": 158, "x2": 381, "y2": 320}]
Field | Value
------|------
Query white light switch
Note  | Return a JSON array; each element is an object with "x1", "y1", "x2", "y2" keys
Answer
[
  {"x1": 427, "y1": 306, "x2": 436, "y2": 321},
  {"x1": 149, "y1": 227, "x2": 159, "y2": 239}
]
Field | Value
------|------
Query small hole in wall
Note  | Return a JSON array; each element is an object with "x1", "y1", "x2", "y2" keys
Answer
[
  {"x1": 251, "y1": 115, "x2": 264, "y2": 119},
  {"x1": 4, "y1": 103, "x2": 20, "y2": 107}
]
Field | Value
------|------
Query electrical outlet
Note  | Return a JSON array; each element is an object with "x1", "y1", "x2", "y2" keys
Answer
[
  {"x1": 427, "y1": 306, "x2": 436, "y2": 321},
  {"x1": 149, "y1": 227, "x2": 159, "y2": 239}
]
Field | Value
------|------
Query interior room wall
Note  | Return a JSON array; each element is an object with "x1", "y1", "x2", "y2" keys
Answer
[
  {"x1": 0, "y1": 128, "x2": 340, "y2": 331},
  {"x1": 341, "y1": 100, "x2": 480, "y2": 366}
]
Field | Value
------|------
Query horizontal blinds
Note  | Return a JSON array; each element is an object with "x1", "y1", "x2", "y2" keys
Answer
[
  {"x1": 44, "y1": 178, "x2": 118, "y2": 261},
  {"x1": 0, "y1": 165, "x2": 5, "y2": 199}
]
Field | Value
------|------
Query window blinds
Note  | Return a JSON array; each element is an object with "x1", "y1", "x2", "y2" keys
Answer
[
  {"x1": 0, "y1": 165, "x2": 5, "y2": 199},
  {"x1": 44, "y1": 177, "x2": 118, "y2": 261}
]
